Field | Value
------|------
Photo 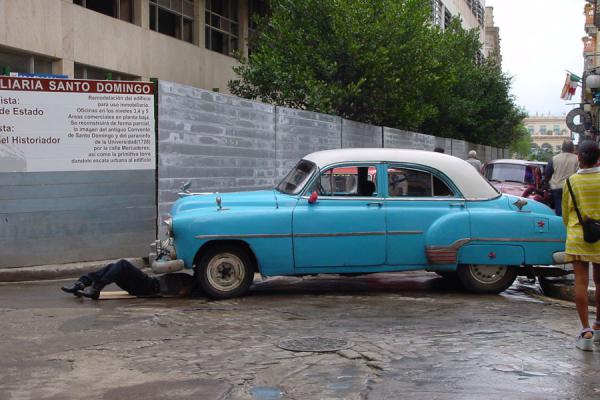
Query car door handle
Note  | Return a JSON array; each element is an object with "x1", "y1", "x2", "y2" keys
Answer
[
  {"x1": 367, "y1": 202, "x2": 383, "y2": 207},
  {"x1": 449, "y1": 203, "x2": 465, "y2": 208}
]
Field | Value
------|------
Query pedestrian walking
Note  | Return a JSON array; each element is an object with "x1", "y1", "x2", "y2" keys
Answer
[
  {"x1": 61, "y1": 259, "x2": 194, "y2": 300},
  {"x1": 547, "y1": 140, "x2": 579, "y2": 216},
  {"x1": 465, "y1": 150, "x2": 482, "y2": 172},
  {"x1": 561, "y1": 140, "x2": 600, "y2": 351}
]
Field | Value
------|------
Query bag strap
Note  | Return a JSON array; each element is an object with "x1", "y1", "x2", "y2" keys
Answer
[{"x1": 566, "y1": 177, "x2": 585, "y2": 225}]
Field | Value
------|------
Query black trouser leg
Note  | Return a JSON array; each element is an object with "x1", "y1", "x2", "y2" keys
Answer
[{"x1": 79, "y1": 259, "x2": 159, "y2": 296}]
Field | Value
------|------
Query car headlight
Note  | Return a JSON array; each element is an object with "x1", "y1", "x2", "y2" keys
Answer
[{"x1": 164, "y1": 216, "x2": 173, "y2": 238}]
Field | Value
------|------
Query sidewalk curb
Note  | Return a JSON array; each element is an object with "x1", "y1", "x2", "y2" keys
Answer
[
  {"x1": 539, "y1": 277, "x2": 595, "y2": 304},
  {"x1": 0, "y1": 258, "x2": 147, "y2": 282}
]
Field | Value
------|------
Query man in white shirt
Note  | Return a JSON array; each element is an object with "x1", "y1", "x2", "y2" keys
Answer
[{"x1": 546, "y1": 140, "x2": 579, "y2": 216}]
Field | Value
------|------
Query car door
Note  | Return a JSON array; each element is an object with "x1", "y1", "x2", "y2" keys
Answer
[
  {"x1": 292, "y1": 163, "x2": 386, "y2": 269},
  {"x1": 385, "y1": 164, "x2": 470, "y2": 266}
]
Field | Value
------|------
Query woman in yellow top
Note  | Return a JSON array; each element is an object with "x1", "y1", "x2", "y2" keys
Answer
[{"x1": 561, "y1": 140, "x2": 600, "y2": 351}]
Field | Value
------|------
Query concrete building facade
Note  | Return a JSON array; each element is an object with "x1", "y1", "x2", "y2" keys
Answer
[
  {"x1": 0, "y1": 0, "x2": 266, "y2": 92},
  {"x1": 1, "y1": 1, "x2": 497, "y2": 95},
  {"x1": 524, "y1": 115, "x2": 574, "y2": 154}
]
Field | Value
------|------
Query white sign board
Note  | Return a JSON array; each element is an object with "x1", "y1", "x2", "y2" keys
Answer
[{"x1": 0, "y1": 77, "x2": 155, "y2": 172}]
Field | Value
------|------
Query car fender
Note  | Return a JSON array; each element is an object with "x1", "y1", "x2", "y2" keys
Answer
[{"x1": 424, "y1": 210, "x2": 471, "y2": 266}]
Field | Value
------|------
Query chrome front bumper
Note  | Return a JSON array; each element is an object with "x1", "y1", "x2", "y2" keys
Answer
[{"x1": 149, "y1": 239, "x2": 184, "y2": 274}]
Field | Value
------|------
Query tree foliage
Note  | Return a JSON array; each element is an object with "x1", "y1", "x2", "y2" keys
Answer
[
  {"x1": 229, "y1": 0, "x2": 525, "y2": 147},
  {"x1": 508, "y1": 125, "x2": 533, "y2": 159}
]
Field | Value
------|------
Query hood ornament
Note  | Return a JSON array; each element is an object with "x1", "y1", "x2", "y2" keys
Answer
[
  {"x1": 215, "y1": 195, "x2": 229, "y2": 211},
  {"x1": 513, "y1": 199, "x2": 528, "y2": 211}
]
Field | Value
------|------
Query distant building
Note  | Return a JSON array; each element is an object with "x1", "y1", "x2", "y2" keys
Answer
[
  {"x1": 484, "y1": 6, "x2": 501, "y2": 65},
  {"x1": 525, "y1": 116, "x2": 574, "y2": 154},
  {"x1": 431, "y1": 1, "x2": 500, "y2": 63},
  {"x1": 0, "y1": 0, "x2": 497, "y2": 95},
  {"x1": 0, "y1": 0, "x2": 268, "y2": 93}
]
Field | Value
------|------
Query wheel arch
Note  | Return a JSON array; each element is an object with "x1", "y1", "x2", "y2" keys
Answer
[{"x1": 193, "y1": 240, "x2": 259, "y2": 273}]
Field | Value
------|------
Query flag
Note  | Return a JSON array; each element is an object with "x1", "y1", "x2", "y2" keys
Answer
[{"x1": 560, "y1": 72, "x2": 581, "y2": 100}]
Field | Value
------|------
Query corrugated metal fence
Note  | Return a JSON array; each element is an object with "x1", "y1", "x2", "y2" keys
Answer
[
  {"x1": 0, "y1": 80, "x2": 508, "y2": 268},
  {"x1": 157, "y1": 80, "x2": 508, "y2": 238}
]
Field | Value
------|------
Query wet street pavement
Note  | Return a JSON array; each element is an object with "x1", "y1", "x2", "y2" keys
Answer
[{"x1": 0, "y1": 271, "x2": 599, "y2": 400}]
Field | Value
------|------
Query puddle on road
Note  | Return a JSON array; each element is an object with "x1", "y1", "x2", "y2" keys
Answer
[{"x1": 250, "y1": 386, "x2": 282, "y2": 400}]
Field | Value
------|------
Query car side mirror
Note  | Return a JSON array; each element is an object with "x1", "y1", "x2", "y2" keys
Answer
[{"x1": 308, "y1": 191, "x2": 318, "y2": 204}]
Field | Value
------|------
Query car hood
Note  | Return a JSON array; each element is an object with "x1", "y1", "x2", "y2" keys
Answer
[{"x1": 171, "y1": 190, "x2": 279, "y2": 214}]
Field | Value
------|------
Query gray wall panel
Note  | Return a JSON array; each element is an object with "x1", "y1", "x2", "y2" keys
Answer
[
  {"x1": 0, "y1": 170, "x2": 156, "y2": 268},
  {"x1": 451, "y1": 140, "x2": 468, "y2": 160},
  {"x1": 384, "y1": 128, "x2": 435, "y2": 150},
  {"x1": 275, "y1": 107, "x2": 341, "y2": 179},
  {"x1": 158, "y1": 80, "x2": 276, "y2": 238},
  {"x1": 2, "y1": 232, "x2": 153, "y2": 269},
  {"x1": 341, "y1": 119, "x2": 382, "y2": 148},
  {"x1": 434, "y1": 137, "x2": 452, "y2": 154}
]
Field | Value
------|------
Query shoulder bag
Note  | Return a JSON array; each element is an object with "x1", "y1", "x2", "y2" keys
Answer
[{"x1": 566, "y1": 177, "x2": 600, "y2": 243}]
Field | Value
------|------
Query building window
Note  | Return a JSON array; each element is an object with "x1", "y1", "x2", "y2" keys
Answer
[
  {"x1": 466, "y1": 0, "x2": 484, "y2": 27},
  {"x1": 74, "y1": 64, "x2": 138, "y2": 81},
  {"x1": 0, "y1": 48, "x2": 53, "y2": 75},
  {"x1": 444, "y1": 8, "x2": 452, "y2": 30},
  {"x1": 248, "y1": 0, "x2": 268, "y2": 51},
  {"x1": 540, "y1": 126, "x2": 547, "y2": 135},
  {"x1": 73, "y1": 0, "x2": 133, "y2": 22},
  {"x1": 527, "y1": 126, "x2": 534, "y2": 135},
  {"x1": 553, "y1": 125, "x2": 560, "y2": 135},
  {"x1": 205, "y1": 0, "x2": 239, "y2": 55},
  {"x1": 149, "y1": 0, "x2": 194, "y2": 43},
  {"x1": 430, "y1": 0, "x2": 443, "y2": 27}
]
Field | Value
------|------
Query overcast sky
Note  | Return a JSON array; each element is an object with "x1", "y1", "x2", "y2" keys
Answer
[{"x1": 484, "y1": 0, "x2": 586, "y2": 117}]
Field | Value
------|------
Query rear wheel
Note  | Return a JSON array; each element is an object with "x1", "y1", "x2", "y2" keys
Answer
[
  {"x1": 457, "y1": 264, "x2": 518, "y2": 294},
  {"x1": 195, "y1": 244, "x2": 255, "y2": 299}
]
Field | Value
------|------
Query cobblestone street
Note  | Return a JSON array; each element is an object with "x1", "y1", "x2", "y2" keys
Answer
[{"x1": 1, "y1": 272, "x2": 599, "y2": 400}]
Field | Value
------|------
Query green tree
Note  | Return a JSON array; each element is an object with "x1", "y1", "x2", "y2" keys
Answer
[
  {"x1": 508, "y1": 124, "x2": 532, "y2": 158},
  {"x1": 229, "y1": 0, "x2": 525, "y2": 147}
]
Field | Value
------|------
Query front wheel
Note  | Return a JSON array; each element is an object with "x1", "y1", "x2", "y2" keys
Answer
[
  {"x1": 457, "y1": 264, "x2": 518, "y2": 294},
  {"x1": 195, "y1": 244, "x2": 255, "y2": 299}
]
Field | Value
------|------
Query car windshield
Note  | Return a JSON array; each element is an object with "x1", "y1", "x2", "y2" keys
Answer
[
  {"x1": 276, "y1": 159, "x2": 317, "y2": 195},
  {"x1": 484, "y1": 163, "x2": 535, "y2": 185}
]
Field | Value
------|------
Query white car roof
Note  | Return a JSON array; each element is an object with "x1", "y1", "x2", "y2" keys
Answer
[{"x1": 303, "y1": 148, "x2": 499, "y2": 200}]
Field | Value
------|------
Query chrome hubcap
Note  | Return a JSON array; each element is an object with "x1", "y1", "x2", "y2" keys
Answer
[
  {"x1": 206, "y1": 253, "x2": 245, "y2": 292},
  {"x1": 469, "y1": 264, "x2": 508, "y2": 284}
]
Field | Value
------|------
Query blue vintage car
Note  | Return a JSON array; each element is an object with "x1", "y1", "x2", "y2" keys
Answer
[{"x1": 152, "y1": 149, "x2": 567, "y2": 299}]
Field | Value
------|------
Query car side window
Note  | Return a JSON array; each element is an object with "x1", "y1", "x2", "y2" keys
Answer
[
  {"x1": 387, "y1": 166, "x2": 454, "y2": 197},
  {"x1": 308, "y1": 165, "x2": 377, "y2": 197}
]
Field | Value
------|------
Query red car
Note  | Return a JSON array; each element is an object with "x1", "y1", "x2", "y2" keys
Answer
[{"x1": 481, "y1": 159, "x2": 553, "y2": 208}]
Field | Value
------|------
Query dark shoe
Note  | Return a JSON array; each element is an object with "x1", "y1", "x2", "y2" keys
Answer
[
  {"x1": 76, "y1": 285, "x2": 102, "y2": 300},
  {"x1": 61, "y1": 281, "x2": 86, "y2": 295}
]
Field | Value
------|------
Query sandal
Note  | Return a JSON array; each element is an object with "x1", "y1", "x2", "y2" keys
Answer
[
  {"x1": 593, "y1": 321, "x2": 600, "y2": 344},
  {"x1": 576, "y1": 328, "x2": 594, "y2": 351}
]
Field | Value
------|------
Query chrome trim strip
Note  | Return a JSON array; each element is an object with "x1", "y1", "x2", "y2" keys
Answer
[
  {"x1": 426, "y1": 237, "x2": 564, "y2": 252},
  {"x1": 388, "y1": 230, "x2": 424, "y2": 235},
  {"x1": 426, "y1": 238, "x2": 471, "y2": 251},
  {"x1": 195, "y1": 233, "x2": 292, "y2": 239},
  {"x1": 294, "y1": 232, "x2": 386, "y2": 237},
  {"x1": 195, "y1": 231, "x2": 388, "y2": 239},
  {"x1": 300, "y1": 196, "x2": 386, "y2": 201},
  {"x1": 472, "y1": 237, "x2": 565, "y2": 243},
  {"x1": 384, "y1": 198, "x2": 464, "y2": 202}
]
